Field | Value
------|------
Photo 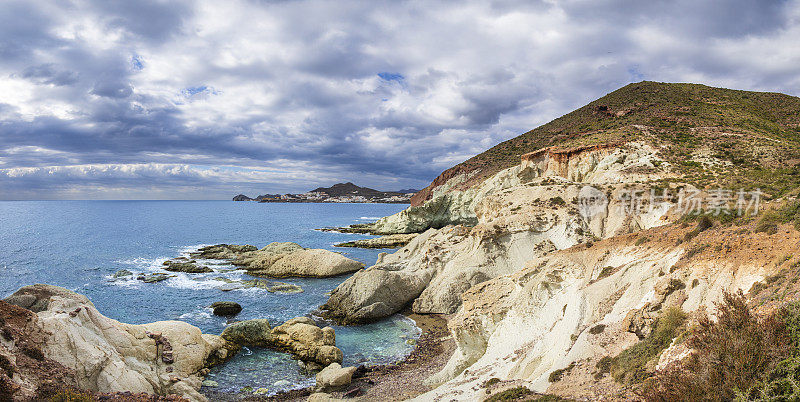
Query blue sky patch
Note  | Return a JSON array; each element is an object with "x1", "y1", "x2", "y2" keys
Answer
[{"x1": 378, "y1": 72, "x2": 404, "y2": 82}]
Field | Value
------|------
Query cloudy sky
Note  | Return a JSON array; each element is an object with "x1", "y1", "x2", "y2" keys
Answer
[{"x1": 1, "y1": 0, "x2": 799, "y2": 200}]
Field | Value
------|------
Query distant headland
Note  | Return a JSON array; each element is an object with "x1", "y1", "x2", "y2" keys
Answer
[{"x1": 233, "y1": 182, "x2": 419, "y2": 203}]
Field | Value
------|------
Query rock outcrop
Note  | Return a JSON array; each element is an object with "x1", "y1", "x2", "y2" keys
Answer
[
  {"x1": 3, "y1": 285, "x2": 238, "y2": 402},
  {"x1": 191, "y1": 243, "x2": 363, "y2": 278},
  {"x1": 417, "y1": 221, "x2": 797, "y2": 400},
  {"x1": 322, "y1": 143, "x2": 677, "y2": 323},
  {"x1": 221, "y1": 317, "x2": 343, "y2": 367},
  {"x1": 334, "y1": 233, "x2": 418, "y2": 249}
]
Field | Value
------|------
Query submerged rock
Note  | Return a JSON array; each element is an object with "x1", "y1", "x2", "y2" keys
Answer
[
  {"x1": 112, "y1": 269, "x2": 133, "y2": 278},
  {"x1": 191, "y1": 242, "x2": 363, "y2": 278},
  {"x1": 137, "y1": 273, "x2": 175, "y2": 283},
  {"x1": 212, "y1": 278, "x2": 304, "y2": 293},
  {"x1": 211, "y1": 301, "x2": 242, "y2": 316}
]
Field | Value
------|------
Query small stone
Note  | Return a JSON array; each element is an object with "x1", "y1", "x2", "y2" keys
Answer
[
  {"x1": 169, "y1": 376, "x2": 180, "y2": 383},
  {"x1": 202, "y1": 380, "x2": 219, "y2": 388},
  {"x1": 253, "y1": 387, "x2": 269, "y2": 395},
  {"x1": 274, "y1": 379, "x2": 291, "y2": 388}
]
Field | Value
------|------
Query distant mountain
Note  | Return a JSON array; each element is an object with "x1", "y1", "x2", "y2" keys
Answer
[
  {"x1": 254, "y1": 193, "x2": 281, "y2": 201},
  {"x1": 396, "y1": 189, "x2": 420, "y2": 194},
  {"x1": 309, "y1": 182, "x2": 394, "y2": 198},
  {"x1": 233, "y1": 183, "x2": 411, "y2": 203}
]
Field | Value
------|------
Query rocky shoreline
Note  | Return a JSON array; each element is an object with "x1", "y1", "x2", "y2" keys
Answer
[
  {"x1": 201, "y1": 310, "x2": 453, "y2": 402},
  {"x1": 333, "y1": 234, "x2": 418, "y2": 249}
]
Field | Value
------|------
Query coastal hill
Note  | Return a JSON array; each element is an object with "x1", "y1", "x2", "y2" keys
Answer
[
  {"x1": 321, "y1": 82, "x2": 800, "y2": 400},
  {"x1": 411, "y1": 81, "x2": 800, "y2": 206},
  {"x1": 234, "y1": 182, "x2": 415, "y2": 203}
]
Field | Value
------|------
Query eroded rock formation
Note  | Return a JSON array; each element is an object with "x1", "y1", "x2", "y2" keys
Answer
[{"x1": 3, "y1": 285, "x2": 238, "y2": 402}]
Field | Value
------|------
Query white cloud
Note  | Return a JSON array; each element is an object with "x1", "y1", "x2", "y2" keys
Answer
[{"x1": 1, "y1": 0, "x2": 799, "y2": 199}]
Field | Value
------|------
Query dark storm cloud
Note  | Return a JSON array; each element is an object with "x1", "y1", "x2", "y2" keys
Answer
[
  {"x1": 21, "y1": 64, "x2": 80, "y2": 86},
  {"x1": 1, "y1": 0, "x2": 800, "y2": 199}
]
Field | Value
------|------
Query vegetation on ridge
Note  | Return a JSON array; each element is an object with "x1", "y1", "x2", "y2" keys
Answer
[{"x1": 420, "y1": 81, "x2": 800, "y2": 200}]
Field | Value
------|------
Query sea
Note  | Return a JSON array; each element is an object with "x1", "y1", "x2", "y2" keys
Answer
[{"x1": 0, "y1": 200, "x2": 420, "y2": 397}]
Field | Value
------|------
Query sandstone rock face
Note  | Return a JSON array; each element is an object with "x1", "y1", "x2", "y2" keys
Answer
[
  {"x1": 323, "y1": 144, "x2": 680, "y2": 323},
  {"x1": 4, "y1": 285, "x2": 237, "y2": 402},
  {"x1": 221, "y1": 317, "x2": 343, "y2": 367},
  {"x1": 371, "y1": 142, "x2": 668, "y2": 235},
  {"x1": 416, "y1": 221, "x2": 794, "y2": 401},
  {"x1": 315, "y1": 362, "x2": 356, "y2": 389},
  {"x1": 191, "y1": 242, "x2": 363, "y2": 278}
]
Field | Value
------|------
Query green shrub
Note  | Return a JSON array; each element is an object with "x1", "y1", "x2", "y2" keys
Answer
[
  {"x1": 485, "y1": 386, "x2": 534, "y2": 401},
  {"x1": 483, "y1": 377, "x2": 501, "y2": 388},
  {"x1": 548, "y1": 362, "x2": 576, "y2": 382},
  {"x1": 595, "y1": 356, "x2": 613, "y2": 379},
  {"x1": 684, "y1": 216, "x2": 713, "y2": 241},
  {"x1": 609, "y1": 307, "x2": 687, "y2": 384},
  {"x1": 639, "y1": 292, "x2": 795, "y2": 401}
]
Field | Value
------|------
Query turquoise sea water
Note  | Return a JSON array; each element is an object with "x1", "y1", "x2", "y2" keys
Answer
[{"x1": 0, "y1": 201, "x2": 419, "y2": 396}]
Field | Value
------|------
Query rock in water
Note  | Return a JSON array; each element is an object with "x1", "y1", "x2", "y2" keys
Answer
[
  {"x1": 316, "y1": 363, "x2": 357, "y2": 389},
  {"x1": 221, "y1": 319, "x2": 273, "y2": 347},
  {"x1": 137, "y1": 273, "x2": 175, "y2": 283},
  {"x1": 221, "y1": 317, "x2": 343, "y2": 367},
  {"x1": 322, "y1": 261, "x2": 431, "y2": 324},
  {"x1": 162, "y1": 260, "x2": 213, "y2": 273},
  {"x1": 112, "y1": 269, "x2": 133, "y2": 278},
  {"x1": 190, "y1": 242, "x2": 363, "y2": 278},
  {"x1": 211, "y1": 301, "x2": 242, "y2": 316},
  {"x1": 190, "y1": 244, "x2": 258, "y2": 260}
]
